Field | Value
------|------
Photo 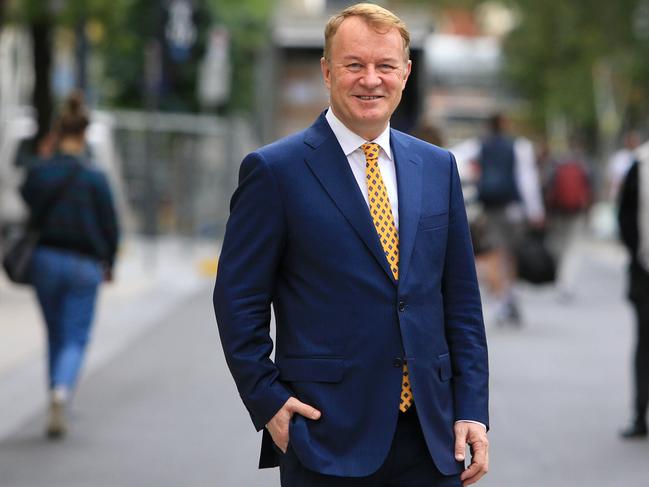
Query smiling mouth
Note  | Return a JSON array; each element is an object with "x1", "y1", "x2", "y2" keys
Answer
[{"x1": 355, "y1": 95, "x2": 383, "y2": 101}]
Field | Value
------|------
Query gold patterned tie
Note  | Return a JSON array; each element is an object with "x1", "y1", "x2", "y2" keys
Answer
[{"x1": 361, "y1": 143, "x2": 413, "y2": 413}]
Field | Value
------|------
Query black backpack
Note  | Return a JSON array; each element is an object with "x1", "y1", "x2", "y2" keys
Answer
[{"x1": 477, "y1": 135, "x2": 520, "y2": 207}]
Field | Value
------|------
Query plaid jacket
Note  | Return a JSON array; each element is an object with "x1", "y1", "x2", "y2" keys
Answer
[{"x1": 21, "y1": 153, "x2": 119, "y2": 269}]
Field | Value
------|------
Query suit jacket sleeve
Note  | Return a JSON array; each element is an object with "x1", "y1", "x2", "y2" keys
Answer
[
  {"x1": 443, "y1": 152, "x2": 490, "y2": 428},
  {"x1": 618, "y1": 161, "x2": 638, "y2": 257},
  {"x1": 213, "y1": 151, "x2": 292, "y2": 431}
]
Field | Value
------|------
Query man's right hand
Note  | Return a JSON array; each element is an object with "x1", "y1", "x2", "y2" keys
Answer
[{"x1": 265, "y1": 397, "x2": 321, "y2": 453}]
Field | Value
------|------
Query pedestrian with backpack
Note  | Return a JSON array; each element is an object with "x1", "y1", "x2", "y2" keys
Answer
[
  {"x1": 456, "y1": 113, "x2": 545, "y2": 325},
  {"x1": 545, "y1": 137, "x2": 593, "y2": 302}
]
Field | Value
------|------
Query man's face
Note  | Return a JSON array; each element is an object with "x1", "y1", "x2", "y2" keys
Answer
[{"x1": 321, "y1": 16, "x2": 411, "y2": 141}]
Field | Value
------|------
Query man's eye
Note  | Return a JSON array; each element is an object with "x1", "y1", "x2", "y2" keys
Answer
[
  {"x1": 347, "y1": 63, "x2": 363, "y2": 71},
  {"x1": 379, "y1": 64, "x2": 396, "y2": 72}
]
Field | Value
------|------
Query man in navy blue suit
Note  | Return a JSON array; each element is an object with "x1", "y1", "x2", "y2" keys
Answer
[{"x1": 214, "y1": 3, "x2": 489, "y2": 486}]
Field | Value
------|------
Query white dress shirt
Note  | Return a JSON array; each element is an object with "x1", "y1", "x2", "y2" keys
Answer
[
  {"x1": 325, "y1": 108, "x2": 400, "y2": 231},
  {"x1": 324, "y1": 108, "x2": 487, "y2": 432}
]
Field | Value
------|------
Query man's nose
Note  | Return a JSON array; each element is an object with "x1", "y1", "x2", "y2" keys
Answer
[{"x1": 360, "y1": 66, "x2": 382, "y2": 88}]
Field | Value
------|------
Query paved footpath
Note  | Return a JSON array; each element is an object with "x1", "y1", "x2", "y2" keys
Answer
[
  {"x1": 0, "y1": 236, "x2": 648, "y2": 486},
  {"x1": 480, "y1": 238, "x2": 649, "y2": 486}
]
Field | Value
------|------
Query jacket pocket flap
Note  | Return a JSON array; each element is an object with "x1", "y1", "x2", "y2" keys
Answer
[
  {"x1": 279, "y1": 357, "x2": 345, "y2": 383},
  {"x1": 419, "y1": 212, "x2": 448, "y2": 230},
  {"x1": 438, "y1": 353, "x2": 452, "y2": 381}
]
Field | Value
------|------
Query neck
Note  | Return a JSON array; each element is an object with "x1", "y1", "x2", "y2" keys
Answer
[
  {"x1": 58, "y1": 138, "x2": 84, "y2": 155},
  {"x1": 328, "y1": 107, "x2": 387, "y2": 142}
]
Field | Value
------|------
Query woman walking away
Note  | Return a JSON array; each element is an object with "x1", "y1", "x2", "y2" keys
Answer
[{"x1": 20, "y1": 92, "x2": 120, "y2": 439}]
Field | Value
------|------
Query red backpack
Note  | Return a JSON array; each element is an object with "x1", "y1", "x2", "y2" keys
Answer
[{"x1": 546, "y1": 161, "x2": 592, "y2": 213}]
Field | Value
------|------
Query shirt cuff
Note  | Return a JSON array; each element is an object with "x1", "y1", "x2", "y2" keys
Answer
[{"x1": 455, "y1": 420, "x2": 487, "y2": 431}]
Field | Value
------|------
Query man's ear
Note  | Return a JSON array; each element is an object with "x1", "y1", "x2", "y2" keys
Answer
[
  {"x1": 402, "y1": 60, "x2": 412, "y2": 90},
  {"x1": 321, "y1": 57, "x2": 331, "y2": 90}
]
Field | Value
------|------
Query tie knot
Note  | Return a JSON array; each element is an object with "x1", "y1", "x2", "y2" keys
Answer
[{"x1": 361, "y1": 143, "x2": 380, "y2": 165}]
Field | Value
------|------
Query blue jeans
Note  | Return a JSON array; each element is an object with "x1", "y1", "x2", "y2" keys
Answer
[{"x1": 31, "y1": 246, "x2": 102, "y2": 390}]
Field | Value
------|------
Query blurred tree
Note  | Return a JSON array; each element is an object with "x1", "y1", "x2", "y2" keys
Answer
[
  {"x1": 206, "y1": 0, "x2": 272, "y2": 113},
  {"x1": 6, "y1": 0, "x2": 55, "y2": 155},
  {"x1": 3, "y1": 0, "x2": 274, "y2": 150},
  {"x1": 503, "y1": 0, "x2": 649, "y2": 151},
  {"x1": 96, "y1": 0, "x2": 272, "y2": 113},
  {"x1": 5, "y1": 0, "x2": 129, "y2": 153},
  {"x1": 96, "y1": 0, "x2": 211, "y2": 112}
]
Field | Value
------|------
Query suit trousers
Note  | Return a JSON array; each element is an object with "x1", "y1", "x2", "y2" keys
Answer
[{"x1": 278, "y1": 409, "x2": 461, "y2": 487}]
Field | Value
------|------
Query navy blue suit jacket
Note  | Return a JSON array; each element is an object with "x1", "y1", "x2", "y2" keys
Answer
[{"x1": 214, "y1": 112, "x2": 488, "y2": 477}]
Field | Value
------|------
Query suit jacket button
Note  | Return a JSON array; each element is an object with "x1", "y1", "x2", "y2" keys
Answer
[
  {"x1": 393, "y1": 358, "x2": 403, "y2": 367},
  {"x1": 398, "y1": 301, "x2": 406, "y2": 312}
]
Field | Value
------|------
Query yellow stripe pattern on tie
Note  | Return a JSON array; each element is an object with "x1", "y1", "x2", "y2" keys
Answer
[{"x1": 361, "y1": 143, "x2": 413, "y2": 413}]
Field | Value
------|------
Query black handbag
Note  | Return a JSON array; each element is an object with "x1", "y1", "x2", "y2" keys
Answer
[
  {"x1": 515, "y1": 229, "x2": 557, "y2": 285},
  {"x1": 2, "y1": 163, "x2": 82, "y2": 285}
]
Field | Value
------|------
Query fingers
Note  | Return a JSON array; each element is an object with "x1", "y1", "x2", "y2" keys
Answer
[
  {"x1": 458, "y1": 425, "x2": 489, "y2": 486},
  {"x1": 286, "y1": 397, "x2": 321, "y2": 420},
  {"x1": 276, "y1": 436, "x2": 289, "y2": 454},
  {"x1": 460, "y1": 440, "x2": 489, "y2": 486},
  {"x1": 454, "y1": 422, "x2": 468, "y2": 461},
  {"x1": 266, "y1": 397, "x2": 321, "y2": 454}
]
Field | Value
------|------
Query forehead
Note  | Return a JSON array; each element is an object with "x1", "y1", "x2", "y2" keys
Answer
[{"x1": 330, "y1": 16, "x2": 405, "y2": 60}]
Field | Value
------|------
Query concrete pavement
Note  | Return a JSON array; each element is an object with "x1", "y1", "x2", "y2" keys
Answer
[
  {"x1": 0, "y1": 287, "x2": 277, "y2": 487},
  {"x1": 481, "y1": 237, "x2": 649, "y2": 486},
  {"x1": 0, "y1": 236, "x2": 217, "y2": 441},
  {"x1": 1, "y1": 235, "x2": 648, "y2": 486}
]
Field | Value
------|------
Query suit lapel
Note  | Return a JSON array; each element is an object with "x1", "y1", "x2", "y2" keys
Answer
[
  {"x1": 303, "y1": 114, "x2": 396, "y2": 283},
  {"x1": 392, "y1": 130, "x2": 423, "y2": 285}
]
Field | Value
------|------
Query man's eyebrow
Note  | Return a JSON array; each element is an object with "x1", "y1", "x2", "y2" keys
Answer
[{"x1": 340, "y1": 55, "x2": 363, "y2": 62}]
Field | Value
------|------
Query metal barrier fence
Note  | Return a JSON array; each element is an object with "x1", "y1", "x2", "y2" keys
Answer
[{"x1": 107, "y1": 110, "x2": 257, "y2": 238}]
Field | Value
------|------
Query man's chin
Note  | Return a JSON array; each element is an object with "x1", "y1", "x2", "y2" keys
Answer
[{"x1": 357, "y1": 113, "x2": 389, "y2": 127}]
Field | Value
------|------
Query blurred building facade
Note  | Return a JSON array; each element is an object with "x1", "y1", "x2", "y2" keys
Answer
[
  {"x1": 257, "y1": 0, "x2": 515, "y2": 148},
  {"x1": 1, "y1": 1, "x2": 519, "y2": 241}
]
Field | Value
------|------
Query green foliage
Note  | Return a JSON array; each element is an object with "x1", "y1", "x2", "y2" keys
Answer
[
  {"x1": 8, "y1": 0, "x2": 273, "y2": 113},
  {"x1": 96, "y1": 0, "x2": 210, "y2": 112},
  {"x1": 503, "y1": 0, "x2": 649, "y2": 135},
  {"x1": 94, "y1": 0, "x2": 273, "y2": 112}
]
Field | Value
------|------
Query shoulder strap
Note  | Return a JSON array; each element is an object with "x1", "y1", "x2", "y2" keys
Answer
[{"x1": 29, "y1": 161, "x2": 84, "y2": 229}]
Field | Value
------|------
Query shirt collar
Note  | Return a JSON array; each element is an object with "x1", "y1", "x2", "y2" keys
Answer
[{"x1": 325, "y1": 108, "x2": 392, "y2": 160}]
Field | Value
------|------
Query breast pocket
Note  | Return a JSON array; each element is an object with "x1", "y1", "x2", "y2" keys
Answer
[{"x1": 418, "y1": 212, "x2": 448, "y2": 232}]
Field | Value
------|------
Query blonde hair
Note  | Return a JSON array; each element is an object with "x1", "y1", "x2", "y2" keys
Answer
[{"x1": 323, "y1": 3, "x2": 410, "y2": 62}]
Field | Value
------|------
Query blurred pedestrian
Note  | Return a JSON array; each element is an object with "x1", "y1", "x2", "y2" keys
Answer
[
  {"x1": 20, "y1": 91, "x2": 119, "y2": 439},
  {"x1": 608, "y1": 130, "x2": 641, "y2": 203},
  {"x1": 214, "y1": 4, "x2": 489, "y2": 486},
  {"x1": 544, "y1": 136, "x2": 593, "y2": 301},
  {"x1": 617, "y1": 140, "x2": 649, "y2": 439},
  {"x1": 465, "y1": 114, "x2": 545, "y2": 325}
]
